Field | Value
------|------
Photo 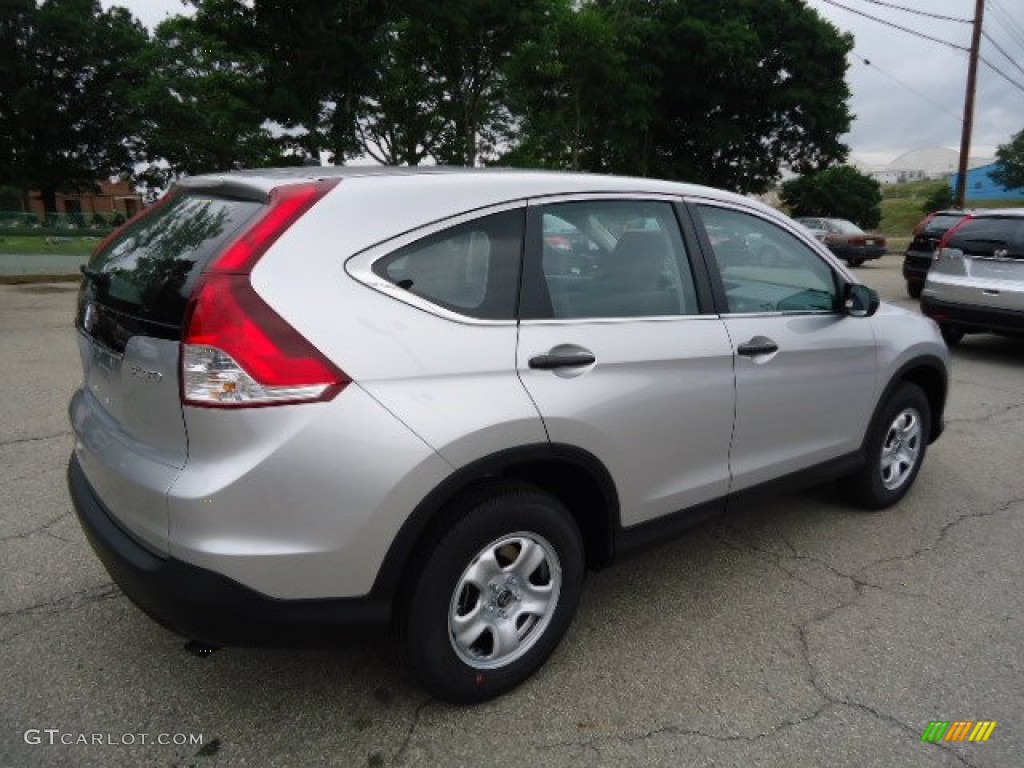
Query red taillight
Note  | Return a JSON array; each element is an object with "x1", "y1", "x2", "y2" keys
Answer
[
  {"x1": 181, "y1": 178, "x2": 348, "y2": 408},
  {"x1": 913, "y1": 212, "x2": 937, "y2": 236},
  {"x1": 936, "y1": 214, "x2": 973, "y2": 254}
]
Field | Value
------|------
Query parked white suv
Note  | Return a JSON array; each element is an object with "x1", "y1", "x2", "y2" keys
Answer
[{"x1": 69, "y1": 168, "x2": 949, "y2": 703}]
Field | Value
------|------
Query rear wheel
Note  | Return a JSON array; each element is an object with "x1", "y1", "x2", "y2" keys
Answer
[
  {"x1": 401, "y1": 484, "x2": 584, "y2": 703},
  {"x1": 842, "y1": 382, "x2": 930, "y2": 510},
  {"x1": 847, "y1": 258, "x2": 864, "y2": 267},
  {"x1": 907, "y1": 281, "x2": 923, "y2": 299}
]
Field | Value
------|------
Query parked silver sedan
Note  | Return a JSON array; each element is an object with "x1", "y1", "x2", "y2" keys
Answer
[
  {"x1": 68, "y1": 167, "x2": 949, "y2": 704},
  {"x1": 921, "y1": 208, "x2": 1024, "y2": 345}
]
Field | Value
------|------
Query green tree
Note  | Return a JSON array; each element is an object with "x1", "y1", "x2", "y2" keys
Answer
[
  {"x1": 133, "y1": 12, "x2": 283, "y2": 187},
  {"x1": 991, "y1": 128, "x2": 1024, "y2": 190},
  {"x1": 781, "y1": 165, "x2": 882, "y2": 229},
  {"x1": 503, "y1": 2, "x2": 652, "y2": 172},
  {"x1": 0, "y1": 0, "x2": 149, "y2": 215},
  {"x1": 503, "y1": 0, "x2": 852, "y2": 193},
  {"x1": 922, "y1": 183, "x2": 953, "y2": 213}
]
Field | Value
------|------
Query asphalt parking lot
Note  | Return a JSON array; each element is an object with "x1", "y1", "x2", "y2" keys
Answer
[{"x1": 2, "y1": 258, "x2": 1022, "y2": 768}]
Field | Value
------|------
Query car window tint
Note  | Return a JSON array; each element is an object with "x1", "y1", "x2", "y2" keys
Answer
[
  {"x1": 948, "y1": 217, "x2": 1024, "y2": 257},
  {"x1": 536, "y1": 200, "x2": 698, "y2": 319},
  {"x1": 86, "y1": 192, "x2": 262, "y2": 325},
  {"x1": 373, "y1": 209, "x2": 524, "y2": 319},
  {"x1": 697, "y1": 205, "x2": 837, "y2": 314}
]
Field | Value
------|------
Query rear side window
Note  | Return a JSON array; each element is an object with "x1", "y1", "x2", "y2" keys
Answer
[
  {"x1": 86, "y1": 192, "x2": 262, "y2": 325},
  {"x1": 947, "y1": 217, "x2": 1024, "y2": 258},
  {"x1": 373, "y1": 209, "x2": 524, "y2": 320}
]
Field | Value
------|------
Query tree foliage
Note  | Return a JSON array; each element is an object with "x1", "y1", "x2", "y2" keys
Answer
[
  {"x1": 0, "y1": 0, "x2": 148, "y2": 213},
  {"x1": 503, "y1": 0, "x2": 853, "y2": 192},
  {"x1": 780, "y1": 166, "x2": 882, "y2": 229},
  {"x1": 991, "y1": 128, "x2": 1024, "y2": 190},
  {"x1": 922, "y1": 183, "x2": 953, "y2": 214},
  {"x1": 133, "y1": 12, "x2": 284, "y2": 190},
  {"x1": 2, "y1": 0, "x2": 857, "y2": 200}
]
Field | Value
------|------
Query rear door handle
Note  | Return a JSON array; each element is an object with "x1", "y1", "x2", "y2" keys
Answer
[
  {"x1": 737, "y1": 337, "x2": 779, "y2": 357},
  {"x1": 528, "y1": 352, "x2": 596, "y2": 370}
]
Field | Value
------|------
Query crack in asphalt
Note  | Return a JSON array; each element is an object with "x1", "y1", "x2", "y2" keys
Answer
[
  {"x1": 944, "y1": 402, "x2": 1024, "y2": 426},
  {"x1": 538, "y1": 496, "x2": 1017, "y2": 763},
  {"x1": 0, "y1": 510, "x2": 72, "y2": 543},
  {"x1": 392, "y1": 696, "x2": 433, "y2": 765},
  {"x1": 851, "y1": 497, "x2": 1023, "y2": 578},
  {"x1": 0, "y1": 430, "x2": 72, "y2": 447},
  {"x1": 0, "y1": 582, "x2": 119, "y2": 622}
]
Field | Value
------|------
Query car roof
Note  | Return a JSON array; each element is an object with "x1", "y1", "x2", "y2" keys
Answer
[
  {"x1": 967, "y1": 208, "x2": 1024, "y2": 218},
  {"x1": 176, "y1": 165, "x2": 771, "y2": 215}
]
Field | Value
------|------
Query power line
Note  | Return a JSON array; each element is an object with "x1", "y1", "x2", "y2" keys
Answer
[
  {"x1": 816, "y1": 0, "x2": 969, "y2": 52},
  {"x1": 979, "y1": 55, "x2": 1024, "y2": 97},
  {"x1": 846, "y1": 0, "x2": 972, "y2": 24},
  {"x1": 982, "y1": 30, "x2": 1024, "y2": 81},
  {"x1": 988, "y1": 1, "x2": 1024, "y2": 50},
  {"x1": 855, "y1": 54, "x2": 964, "y2": 124}
]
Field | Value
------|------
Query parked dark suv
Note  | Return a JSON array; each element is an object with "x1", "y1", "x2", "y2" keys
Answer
[{"x1": 903, "y1": 210, "x2": 972, "y2": 298}]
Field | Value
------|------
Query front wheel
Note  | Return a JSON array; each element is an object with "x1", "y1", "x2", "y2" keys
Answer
[
  {"x1": 841, "y1": 383, "x2": 931, "y2": 510},
  {"x1": 847, "y1": 258, "x2": 864, "y2": 267},
  {"x1": 401, "y1": 484, "x2": 584, "y2": 703}
]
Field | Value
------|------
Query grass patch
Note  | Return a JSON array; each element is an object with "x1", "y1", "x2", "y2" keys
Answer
[
  {"x1": 0, "y1": 234, "x2": 98, "y2": 256},
  {"x1": 878, "y1": 180, "x2": 1024, "y2": 236}
]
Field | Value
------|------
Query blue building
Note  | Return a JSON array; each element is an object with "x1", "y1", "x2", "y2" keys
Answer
[{"x1": 949, "y1": 162, "x2": 1024, "y2": 201}]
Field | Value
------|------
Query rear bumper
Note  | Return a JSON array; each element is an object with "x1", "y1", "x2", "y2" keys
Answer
[
  {"x1": 920, "y1": 296, "x2": 1024, "y2": 336},
  {"x1": 68, "y1": 454, "x2": 391, "y2": 645},
  {"x1": 828, "y1": 244, "x2": 886, "y2": 262}
]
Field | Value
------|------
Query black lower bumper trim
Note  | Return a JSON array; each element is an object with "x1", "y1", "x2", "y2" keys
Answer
[
  {"x1": 68, "y1": 454, "x2": 391, "y2": 645},
  {"x1": 920, "y1": 297, "x2": 1024, "y2": 336}
]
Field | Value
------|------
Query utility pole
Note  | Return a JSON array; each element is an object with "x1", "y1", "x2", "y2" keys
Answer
[{"x1": 955, "y1": 0, "x2": 986, "y2": 209}]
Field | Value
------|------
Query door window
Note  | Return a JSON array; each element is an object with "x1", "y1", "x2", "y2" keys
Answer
[
  {"x1": 531, "y1": 200, "x2": 699, "y2": 319},
  {"x1": 697, "y1": 205, "x2": 837, "y2": 314}
]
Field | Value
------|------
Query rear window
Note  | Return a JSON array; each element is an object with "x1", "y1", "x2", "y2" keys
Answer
[
  {"x1": 84, "y1": 192, "x2": 262, "y2": 325},
  {"x1": 922, "y1": 213, "x2": 966, "y2": 233},
  {"x1": 947, "y1": 216, "x2": 1024, "y2": 258}
]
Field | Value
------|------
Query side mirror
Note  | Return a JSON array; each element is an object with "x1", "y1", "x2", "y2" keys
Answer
[{"x1": 842, "y1": 283, "x2": 879, "y2": 317}]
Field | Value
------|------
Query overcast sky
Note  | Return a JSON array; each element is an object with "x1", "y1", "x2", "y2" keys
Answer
[{"x1": 110, "y1": 0, "x2": 1024, "y2": 167}]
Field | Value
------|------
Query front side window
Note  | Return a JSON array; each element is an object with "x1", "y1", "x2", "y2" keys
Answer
[
  {"x1": 533, "y1": 200, "x2": 698, "y2": 319},
  {"x1": 373, "y1": 209, "x2": 524, "y2": 320},
  {"x1": 697, "y1": 205, "x2": 837, "y2": 314}
]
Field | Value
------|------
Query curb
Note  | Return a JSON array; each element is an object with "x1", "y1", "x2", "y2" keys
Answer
[{"x1": 0, "y1": 273, "x2": 81, "y2": 285}]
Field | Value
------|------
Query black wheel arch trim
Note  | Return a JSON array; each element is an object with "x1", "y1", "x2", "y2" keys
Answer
[
  {"x1": 868, "y1": 355, "x2": 948, "y2": 446},
  {"x1": 369, "y1": 442, "x2": 620, "y2": 602}
]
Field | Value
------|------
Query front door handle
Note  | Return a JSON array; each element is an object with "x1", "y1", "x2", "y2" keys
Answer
[
  {"x1": 737, "y1": 336, "x2": 779, "y2": 357},
  {"x1": 528, "y1": 352, "x2": 596, "y2": 370}
]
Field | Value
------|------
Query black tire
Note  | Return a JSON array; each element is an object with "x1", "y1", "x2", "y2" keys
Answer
[
  {"x1": 841, "y1": 382, "x2": 931, "y2": 510},
  {"x1": 907, "y1": 282, "x2": 923, "y2": 299},
  {"x1": 939, "y1": 324, "x2": 964, "y2": 346},
  {"x1": 401, "y1": 483, "x2": 584, "y2": 704},
  {"x1": 847, "y1": 258, "x2": 864, "y2": 267}
]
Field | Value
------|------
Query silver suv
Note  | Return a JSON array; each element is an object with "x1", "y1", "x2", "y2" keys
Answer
[
  {"x1": 69, "y1": 168, "x2": 949, "y2": 703},
  {"x1": 921, "y1": 208, "x2": 1024, "y2": 345}
]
